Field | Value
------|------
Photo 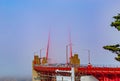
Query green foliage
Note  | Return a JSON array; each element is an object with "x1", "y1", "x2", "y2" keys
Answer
[
  {"x1": 113, "y1": 14, "x2": 120, "y2": 20},
  {"x1": 111, "y1": 14, "x2": 120, "y2": 31},
  {"x1": 103, "y1": 14, "x2": 120, "y2": 62},
  {"x1": 103, "y1": 44, "x2": 120, "y2": 54},
  {"x1": 115, "y1": 54, "x2": 120, "y2": 61},
  {"x1": 103, "y1": 44, "x2": 120, "y2": 61}
]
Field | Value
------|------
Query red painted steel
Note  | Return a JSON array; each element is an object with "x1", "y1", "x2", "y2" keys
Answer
[
  {"x1": 69, "y1": 31, "x2": 72, "y2": 57},
  {"x1": 46, "y1": 32, "x2": 50, "y2": 60},
  {"x1": 34, "y1": 65, "x2": 120, "y2": 81}
]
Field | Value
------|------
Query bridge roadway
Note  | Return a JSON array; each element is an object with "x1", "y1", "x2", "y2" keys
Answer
[
  {"x1": 34, "y1": 65, "x2": 120, "y2": 75},
  {"x1": 34, "y1": 65, "x2": 120, "y2": 81}
]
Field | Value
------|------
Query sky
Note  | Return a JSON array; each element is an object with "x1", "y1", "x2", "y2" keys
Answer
[{"x1": 0, "y1": 0, "x2": 120, "y2": 77}]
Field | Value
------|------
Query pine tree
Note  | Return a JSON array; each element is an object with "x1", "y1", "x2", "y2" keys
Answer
[{"x1": 103, "y1": 14, "x2": 120, "y2": 61}]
